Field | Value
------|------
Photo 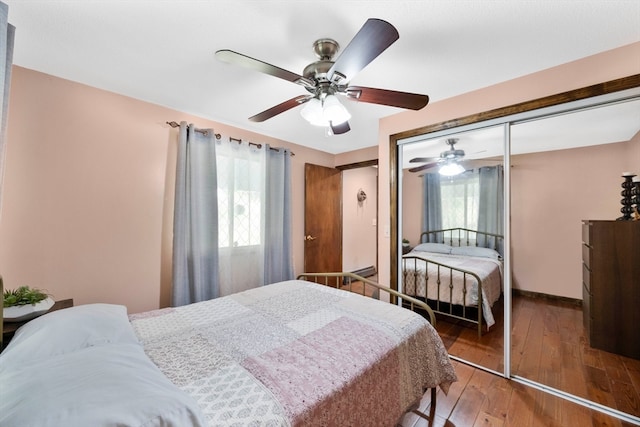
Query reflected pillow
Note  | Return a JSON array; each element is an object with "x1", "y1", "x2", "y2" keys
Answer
[
  {"x1": 451, "y1": 245, "x2": 502, "y2": 260},
  {"x1": 412, "y1": 243, "x2": 453, "y2": 254}
]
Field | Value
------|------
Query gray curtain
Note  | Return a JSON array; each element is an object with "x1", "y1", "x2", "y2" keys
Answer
[
  {"x1": 477, "y1": 165, "x2": 504, "y2": 254},
  {"x1": 421, "y1": 173, "x2": 443, "y2": 242},
  {"x1": 263, "y1": 145, "x2": 294, "y2": 283},
  {"x1": 172, "y1": 122, "x2": 220, "y2": 306},
  {"x1": 0, "y1": 2, "x2": 15, "y2": 215}
]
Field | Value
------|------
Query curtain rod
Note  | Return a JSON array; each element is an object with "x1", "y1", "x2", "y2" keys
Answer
[
  {"x1": 166, "y1": 121, "x2": 294, "y2": 156},
  {"x1": 166, "y1": 121, "x2": 220, "y2": 139}
]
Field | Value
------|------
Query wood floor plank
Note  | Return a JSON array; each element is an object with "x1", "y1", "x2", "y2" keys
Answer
[
  {"x1": 514, "y1": 308, "x2": 544, "y2": 381},
  {"x1": 432, "y1": 360, "x2": 475, "y2": 420},
  {"x1": 624, "y1": 357, "x2": 640, "y2": 411},
  {"x1": 473, "y1": 411, "x2": 505, "y2": 427},
  {"x1": 448, "y1": 370, "x2": 490, "y2": 427},
  {"x1": 504, "y1": 381, "x2": 538, "y2": 427},
  {"x1": 609, "y1": 380, "x2": 640, "y2": 418},
  {"x1": 478, "y1": 374, "x2": 511, "y2": 424},
  {"x1": 403, "y1": 294, "x2": 640, "y2": 426},
  {"x1": 539, "y1": 329, "x2": 562, "y2": 389},
  {"x1": 585, "y1": 365, "x2": 619, "y2": 409},
  {"x1": 559, "y1": 395, "x2": 597, "y2": 427},
  {"x1": 533, "y1": 387, "x2": 563, "y2": 427}
]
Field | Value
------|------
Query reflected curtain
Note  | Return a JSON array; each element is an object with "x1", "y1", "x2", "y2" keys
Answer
[
  {"x1": 421, "y1": 173, "x2": 442, "y2": 242},
  {"x1": 263, "y1": 145, "x2": 293, "y2": 284},
  {"x1": 172, "y1": 122, "x2": 219, "y2": 306},
  {"x1": 0, "y1": 2, "x2": 15, "y2": 215},
  {"x1": 477, "y1": 165, "x2": 504, "y2": 254}
]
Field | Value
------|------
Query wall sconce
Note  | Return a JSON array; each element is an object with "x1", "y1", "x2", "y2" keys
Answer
[{"x1": 357, "y1": 189, "x2": 367, "y2": 204}]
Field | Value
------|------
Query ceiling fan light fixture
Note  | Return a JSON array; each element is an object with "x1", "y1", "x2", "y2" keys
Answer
[
  {"x1": 439, "y1": 162, "x2": 465, "y2": 176},
  {"x1": 322, "y1": 94, "x2": 351, "y2": 125},
  {"x1": 301, "y1": 94, "x2": 351, "y2": 127},
  {"x1": 300, "y1": 98, "x2": 328, "y2": 126}
]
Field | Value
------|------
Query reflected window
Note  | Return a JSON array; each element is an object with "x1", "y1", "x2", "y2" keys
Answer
[{"x1": 440, "y1": 171, "x2": 479, "y2": 230}]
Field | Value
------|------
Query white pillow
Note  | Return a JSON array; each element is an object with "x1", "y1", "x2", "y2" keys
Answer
[
  {"x1": 0, "y1": 343, "x2": 207, "y2": 427},
  {"x1": 1, "y1": 303, "x2": 139, "y2": 365},
  {"x1": 451, "y1": 245, "x2": 502, "y2": 260},
  {"x1": 412, "y1": 242, "x2": 453, "y2": 254}
]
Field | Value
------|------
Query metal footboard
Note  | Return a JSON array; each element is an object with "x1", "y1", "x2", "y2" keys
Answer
[
  {"x1": 296, "y1": 272, "x2": 436, "y2": 328},
  {"x1": 402, "y1": 256, "x2": 485, "y2": 338}
]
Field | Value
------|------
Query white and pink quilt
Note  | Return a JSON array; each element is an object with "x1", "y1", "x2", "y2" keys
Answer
[{"x1": 130, "y1": 279, "x2": 457, "y2": 426}]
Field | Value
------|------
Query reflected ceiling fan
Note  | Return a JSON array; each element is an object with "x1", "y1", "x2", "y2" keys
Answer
[
  {"x1": 215, "y1": 18, "x2": 429, "y2": 135},
  {"x1": 409, "y1": 138, "x2": 469, "y2": 175}
]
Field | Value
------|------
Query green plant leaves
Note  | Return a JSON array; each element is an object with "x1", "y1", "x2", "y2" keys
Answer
[{"x1": 3, "y1": 286, "x2": 49, "y2": 307}]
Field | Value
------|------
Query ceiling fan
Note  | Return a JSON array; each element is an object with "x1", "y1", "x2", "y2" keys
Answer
[
  {"x1": 215, "y1": 18, "x2": 429, "y2": 135},
  {"x1": 409, "y1": 138, "x2": 468, "y2": 175}
]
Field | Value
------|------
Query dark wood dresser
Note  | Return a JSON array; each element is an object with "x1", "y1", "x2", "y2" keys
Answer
[{"x1": 582, "y1": 220, "x2": 639, "y2": 359}]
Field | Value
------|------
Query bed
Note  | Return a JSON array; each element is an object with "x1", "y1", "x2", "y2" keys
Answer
[
  {"x1": 402, "y1": 228, "x2": 504, "y2": 337},
  {"x1": 0, "y1": 273, "x2": 457, "y2": 427}
]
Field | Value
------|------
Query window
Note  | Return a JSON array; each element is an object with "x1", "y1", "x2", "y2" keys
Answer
[
  {"x1": 440, "y1": 172, "x2": 479, "y2": 230},
  {"x1": 217, "y1": 155, "x2": 262, "y2": 248}
]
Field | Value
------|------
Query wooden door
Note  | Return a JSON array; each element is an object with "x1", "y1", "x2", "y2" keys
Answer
[{"x1": 304, "y1": 163, "x2": 342, "y2": 274}]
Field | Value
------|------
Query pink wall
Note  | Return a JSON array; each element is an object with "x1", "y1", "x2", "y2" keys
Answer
[
  {"x1": 334, "y1": 146, "x2": 378, "y2": 166},
  {"x1": 377, "y1": 42, "x2": 640, "y2": 289},
  {"x1": 0, "y1": 66, "x2": 335, "y2": 313},
  {"x1": 342, "y1": 167, "x2": 378, "y2": 272},
  {"x1": 511, "y1": 141, "x2": 636, "y2": 298}
]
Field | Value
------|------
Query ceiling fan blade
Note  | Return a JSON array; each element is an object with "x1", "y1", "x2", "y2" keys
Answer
[
  {"x1": 345, "y1": 86, "x2": 429, "y2": 110},
  {"x1": 408, "y1": 162, "x2": 439, "y2": 173},
  {"x1": 249, "y1": 95, "x2": 313, "y2": 122},
  {"x1": 327, "y1": 18, "x2": 399, "y2": 83},
  {"x1": 330, "y1": 121, "x2": 351, "y2": 135},
  {"x1": 216, "y1": 49, "x2": 315, "y2": 89},
  {"x1": 409, "y1": 157, "x2": 440, "y2": 163}
]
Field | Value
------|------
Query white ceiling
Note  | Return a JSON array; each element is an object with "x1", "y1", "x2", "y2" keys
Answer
[
  {"x1": 401, "y1": 96, "x2": 640, "y2": 169},
  {"x1": 4, "y1": 0, "x2": 640, "y2": 154}
]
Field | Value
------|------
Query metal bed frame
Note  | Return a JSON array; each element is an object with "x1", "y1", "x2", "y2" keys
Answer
[{"x1": 403, "y1": 228, "x2": 504, "y2": 338}]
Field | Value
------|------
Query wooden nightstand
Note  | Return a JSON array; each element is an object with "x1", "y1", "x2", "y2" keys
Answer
[{"x1": 2, "y1": 298, "x2": 74, "y2": 351}]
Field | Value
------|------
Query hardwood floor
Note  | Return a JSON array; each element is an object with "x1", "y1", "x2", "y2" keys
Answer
[{"x1": 400, "y1": 294, "x2": 640, "y2": 427}]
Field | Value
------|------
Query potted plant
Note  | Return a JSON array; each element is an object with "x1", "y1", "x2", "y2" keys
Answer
[
  {"x1": 402, "y1": 238, "x2": 410, "y2": 247},
  {"x1": 3, "y1": 285, "x2": 54, "y2": 322}
]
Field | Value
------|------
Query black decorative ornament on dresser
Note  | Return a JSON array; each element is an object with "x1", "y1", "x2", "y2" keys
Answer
[
  {"x1": 617, "y1": 172, "x2": 636, "y2": 220},
  {"x1": 632, "y1": 176, "x2": 640, "y2": 220}
]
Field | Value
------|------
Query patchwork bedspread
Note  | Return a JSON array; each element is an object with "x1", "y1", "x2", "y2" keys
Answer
[
  {"x1": 402, "y1": 252, "x2": 503, "y2": 327},
  {"x1": 130, "y1": 280, "x2": 457, "y2": 427}
]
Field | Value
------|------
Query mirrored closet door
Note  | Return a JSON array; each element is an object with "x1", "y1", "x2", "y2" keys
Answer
[
  {"x1": 399, "y1": 126, "x2": 505, "y2": 371},
  {"x1": 509, "y1": 97, "x2": 640, "y2": 419},
  {"x1": 391, "y1": 77, "x2": 640, "y2": 423}
]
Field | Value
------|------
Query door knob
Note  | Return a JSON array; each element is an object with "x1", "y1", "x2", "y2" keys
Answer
[{"x1": 305, "y1": 235, "x2": 317, "y2": 241}]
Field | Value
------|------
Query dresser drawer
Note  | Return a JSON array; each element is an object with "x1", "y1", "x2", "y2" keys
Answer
[
  {"x1": 581, "y1": 243, "x2": 590, "y2": 269},
  {"x1": 582, "y1": 281, "x2": 591, "y2": 344},
  {"x1": 582, "y1": 262, "x2": 591, "y2": 291},
  {"x1": 582, "y1": 221, "x2": 591, "y2": 245}
]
